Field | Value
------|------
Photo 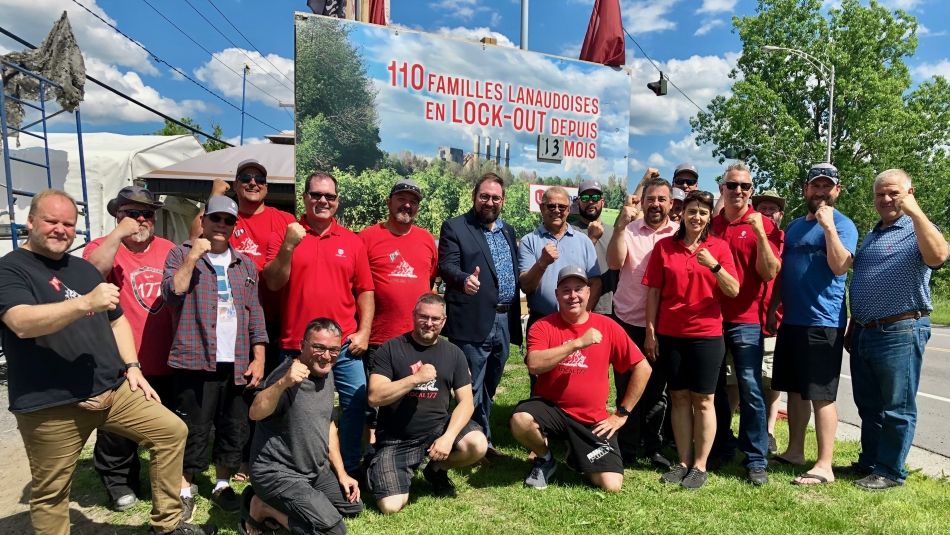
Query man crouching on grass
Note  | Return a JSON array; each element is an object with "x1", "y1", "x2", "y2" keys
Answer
[
  {"x1": 511, "y1": 266, "x2": 652, "y2": 492},
  {"x1": 243, "y1": 318, "x2": 363, "y2": 535}
]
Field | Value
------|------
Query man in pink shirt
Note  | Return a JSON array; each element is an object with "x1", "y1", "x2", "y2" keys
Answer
[{"x1": 606, "y1": 177, "x2": 678, "y2": 468}]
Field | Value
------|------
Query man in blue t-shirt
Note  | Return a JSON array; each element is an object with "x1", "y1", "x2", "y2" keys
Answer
[{"x1": 767, "y1": 163, "x2": 858, "y2": 486}]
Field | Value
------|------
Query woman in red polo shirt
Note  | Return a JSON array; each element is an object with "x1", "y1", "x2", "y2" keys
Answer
[{"x1": 642, "y1": 190, "x2": 739, "y2": 490}]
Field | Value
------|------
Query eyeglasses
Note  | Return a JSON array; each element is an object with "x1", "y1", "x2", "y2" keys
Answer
[
  {"x1": 544, "y1": 203, "x2": 569, "y2": 212},
  {"x1": 119, "y1": 209, "x2": 155, "y2": 220},
  {"x1": 306, "y1": 342, "x2": 341, "y2": 357},
  {"x1": 807, "y1": 166, "x2": 839, "y2": 181},
  {"x1": 674, "y1": 177, "x2": 698, "y2": 186},
  {"x1": 236, "y1": 173, "x2": 266, "y2": 185},
  {"x1": 579, "y1": 193, "x2": 602, "y2": 202},
  {"x1": 477, "y1": 193, "x2": 503, "y2": 203},
  {"x1": 415, "y1": 313, "x2": 445, "y2": 324},
  {"x1": 308, "y1": 191, "x2": 338, "y2": 202},
  {"x1": 207, "y1": 213, "x2": 237, "y2": 226},
  {"x1": 724, "y1": 181, "x2": 753, "y2": 191}
]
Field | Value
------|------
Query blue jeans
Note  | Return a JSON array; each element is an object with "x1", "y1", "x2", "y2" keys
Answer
[
  {"x1": 723, "y1": 322, "x2": 768, "y2": 470},
  {"x1": 850, "y1": 317, "x2": 929, "y2": 482},
  {"x1": 283, "y1": 342, "x2": 366, "y2": 473},
  {"x1": 453, "y1": 311, "x2": 511, "y2": 445}
]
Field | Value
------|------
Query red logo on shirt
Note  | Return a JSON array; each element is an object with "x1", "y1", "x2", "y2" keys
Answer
[
  {"x1": 130, "y1": 267, "x2": 165, "y2": 313},
  {"x1": 49, "y1": 276, "x2": 62, "y2": 291}
]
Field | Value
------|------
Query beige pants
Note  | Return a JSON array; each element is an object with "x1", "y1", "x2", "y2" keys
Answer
[{"x1": 15, "y1": 380, "x2": 187, "y2": 534}]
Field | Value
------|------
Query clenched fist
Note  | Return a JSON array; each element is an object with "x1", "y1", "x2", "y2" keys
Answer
[
  {"x1": 413, "y1": 363, "x2": 437, "y2": 385},
  {"x1": 746, "y1": 211, "x2": 765, "y2": 236},
  {"x1": 587, "y1": 220, "x2": 604, "y2": 242},
  {"x1": 211, "y1": 178, "x2": 231, "y2": 196},
  {"x1": 576, "y1": 327, "x2": 603, "y2": 349},
  {"x1": 815, "y1": 205, "x2": 836, "y2": 231},
  {"x1": 284, "y1": 222, "x2": 306, "y2": 248},
  {"x1": 85, "y1": 283, "x2": 120, "y2": 313},
  {"x1": 188, "y1": 238, "x2": 212, "y2": 260},
  {"x1": 696, "y1": 248, "x2": 718, "y2": 269},
  {"x1": 894, "y1": 192, "x2": 922, "y2": 218},
  {"x1": 114, "y1": 217, "x2": 143, "y2": 239},
  {"x1": 282, "y1": 358, "x2": 310, "y2": 387},
  {"x1": 540, "y1": 241, "x2": 559, "y2": 267},
  {"x1": 616, "y1": 194, "x2": 641, "y2": 228}
]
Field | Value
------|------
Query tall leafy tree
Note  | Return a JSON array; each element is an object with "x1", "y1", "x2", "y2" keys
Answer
[
  {"x1": 151, "y1": 117, "x2": 228, "y2": 152},
  {"x1": 692, "y1": 0, "x2": 950, "y2": 232}
]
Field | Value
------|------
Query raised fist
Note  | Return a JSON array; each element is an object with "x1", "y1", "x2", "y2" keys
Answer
[
  {"x1": 746, "y1": 211, "x2": 765, "y2": 235},
  {"x1": 284, "y1": 222, "x2": 306, "y2": 248},
  {"x1": 283, "y1": 358, "x2": 310, "y2": 386},
  {"x1": 189, "y1": 238, "x2": 212, "y2": 260},
  {"x1": 211, "y1": 178, "x2": 231, "y2": 196},
  {"x1": 815, "y1": 205, "x2": 836, "y2": 231},
  {"x1": 115, "y1": 217, "x2": 142, "y2": 238},
  {"x1": 696, "y1": 248, "x2": 718, "y2": 269},
  {"x1": 587, "y1": 220, "x2": 604, "y2": 242},
  {"x1": 577, "y1": 327, "x2": 603, "y2": 348},
  {"x1": 540, "y1": 241, "x2": 559, "y2": 267},
  {"x1": 414, "y1": 363, "x2": 437, "y2": 384},
  {"x1": 85, "y1": 283, "x2": 120, "y2": 313}
]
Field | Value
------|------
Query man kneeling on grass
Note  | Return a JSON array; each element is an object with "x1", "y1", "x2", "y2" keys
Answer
[
  {"x1": 367, "y1": 293, "x2": 488, "y2": 513},
  {"x1": 243, "y1": 318, "x2": 363, "y2": 535},
  {"x1": 511, "y1": 266, "x2": 652, "y2": 492}
]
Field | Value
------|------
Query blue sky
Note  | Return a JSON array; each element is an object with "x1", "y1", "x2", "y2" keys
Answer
[{"x1": 2, "y1": 0, "x2": 948, "y2": 192}]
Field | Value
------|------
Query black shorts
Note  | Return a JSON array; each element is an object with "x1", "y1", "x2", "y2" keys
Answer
[
  {"x1": 513, "y1": 398, "x2": 623, "y2": 475},
  {"x1": 367, "y1": 419, "x2": 482, "y2": 500},
  {"x1": 657, "y1": 335, "x2": 725, "y2": 394},
  {"x1": 772, "y1": 324, "x2": 844, "y2": 401}
]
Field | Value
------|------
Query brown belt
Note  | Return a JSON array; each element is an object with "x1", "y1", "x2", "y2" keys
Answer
[{"x1": 858, "y1": 310, "x2": 929, "y2": 329}]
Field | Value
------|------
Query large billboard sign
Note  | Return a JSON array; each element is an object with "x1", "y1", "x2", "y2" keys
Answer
[{"x1": 294, "y1": 13, "x2": 631, "y2": 189}]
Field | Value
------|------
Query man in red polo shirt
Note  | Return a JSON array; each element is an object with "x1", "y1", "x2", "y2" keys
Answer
[
  {"x1": 711, "y1": 162, "x2": 783, "y2": 485},
  {"x1": 263, "y1": 171, "x2": 375, "y2": 474}
]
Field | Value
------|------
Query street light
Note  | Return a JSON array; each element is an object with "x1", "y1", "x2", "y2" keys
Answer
[{"x1": 762, "y1": 45, "x2": 835, "y2": 164}]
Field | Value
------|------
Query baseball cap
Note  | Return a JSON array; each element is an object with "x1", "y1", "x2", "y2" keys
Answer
[
  {"x1": 751, "y1": 189, "x2": 786, "y2": 211},
  {"x1": 807, "y1": 163, "x2": 839, "y2": 184},
  {"x1": 107, "y1": 185, "x2": 163, "y2": 217},
  {"x1": 578, "y1": 179, "x2": 603, "y2": 194},
  {"x1": 390, "y1": 178, "x2": 423, "y2": 200},
  {"x1": 673, "y1": 162, "x2": 699, "y2": 180},
  {"x1": 671, "y1": 188, "x2": 686, "y2": 202},
  {"x1": 556, "y1": 265, "x2": 589, "y2": 285},
  {"x1": 205, "y1": 195, "x2": 238, "y2": 218},
  {"x1": 236, "y1": 158, "x2": 267, "y2": 177}
]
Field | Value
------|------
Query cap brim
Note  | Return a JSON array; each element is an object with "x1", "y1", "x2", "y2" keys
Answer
[{"x1": 237, "y1": 162, "x2": 267, "y2": 176}]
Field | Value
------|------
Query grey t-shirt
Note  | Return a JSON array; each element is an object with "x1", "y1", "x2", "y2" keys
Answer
[
  {"x1": 250, "y1": 358, "x2": 335, "y2": 481},
  {"x1": 574, "y1": 220, "x2": 619, "y2": 314}
]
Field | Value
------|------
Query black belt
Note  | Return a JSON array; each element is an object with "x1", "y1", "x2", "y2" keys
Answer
[
  {"x1": 496, "y1": 303, "x2": 512, "y2": 313},
  {"x1": 858, "y1": 310, "x2": 929, "y2": 329}
]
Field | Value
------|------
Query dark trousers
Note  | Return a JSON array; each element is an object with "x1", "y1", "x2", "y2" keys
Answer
[
  {"x1": 614, "y1": 317, "x2": 668, "y2": 460},
  {"x1": 711, "y1": 360, "x2": 738, "y2": 460},
  {"x1": 254, "y1": 466, "x2": 363, "y2": 535},
  {"x1": 242, "y1": 322, "x2": 289, "y2": 466},
  {"x1": 173, "y1": 363, "x2": 250, "y2": 478},
  {"x1": 93, "y1": 375, "x2": 174, "y2": 501}
]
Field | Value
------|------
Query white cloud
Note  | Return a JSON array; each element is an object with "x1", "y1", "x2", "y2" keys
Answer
[
  {"x1": 224, "y1": 136, "x2": 268, "y2": 146},
  {"x1": 559, "y1": 41, "x2": 582, "y2": 60},
  {"x1": 918, "y1": 24, "x2": 947, "y2": 37},
  {"x1": 880, "y1": 0, "x2": 923, "y2": 10},
  {"x1": 193, "y1": 48, "x2": 294, "y2": 107},
  {"x1": 697, "y1": 0, "x2": 738, "y2": 14},
  {"x1": 622, "y1": 0, "x2": 679, "y2": 35},
  {"x1": 913, "y1": 59, "x2": 950, "y2": 80},
  {"x1": 431, "y1": 26, "x2": 516, "y2": 47},
  {"x1": 428, "y1": 0, "x2": 499, "y2": 23},
  {"x1": 647, "y1": 152, "x2": 669, "y2": 167},
  {"x1": 695, "y1": 19, "x2": 725, "y2": 36},
  {"x1": 80, "y1": 58, "x2": 206, "y2": 124}
]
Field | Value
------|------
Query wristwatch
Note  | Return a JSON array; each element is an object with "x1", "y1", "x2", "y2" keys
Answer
[
  {"x1": 615, "y1": 405, "x2": 631, "y2": 417},
  {"x1": 124, "y1": 362, "x2": 142, "y2": 370},
  {"x1": 710, "y1": 263, "x2": 722, "y2": 274}
]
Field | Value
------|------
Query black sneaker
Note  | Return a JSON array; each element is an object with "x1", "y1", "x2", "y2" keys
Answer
[
  {"x1": 680, "y1": 467, "x2": 708, "y2": 490},
  {"x1": 423, "y1": 462, "x2": 457, "y2": 497},
  {"x1": 151, "y1": 521, "x2": 218, "y2": 534},
  {"x1": 747, "y1": 467, "x2": 769, "y2": 486},
  {"x1": 210, "y1": 485, "x2": 241, "y2": 512},
  {"x1": 660, "y1": 464, "x2": 689, "y2": 484},
  {"x1": 648, "y1": 451, "x2": 672, "y2": 470},
  {"x1": 180, "y1": 495, "x2": 195, "y2": 523},
  {"x1": 854, "y1": 474, "x2": 903, "y2": 491},
  {"x1": 768, "y1": 433, "x2": 778, "y2": 455}
]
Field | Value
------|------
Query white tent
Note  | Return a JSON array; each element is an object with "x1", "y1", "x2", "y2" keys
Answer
[{"x1": 0, "y1": 133, "x2": 205, "y2": 253}]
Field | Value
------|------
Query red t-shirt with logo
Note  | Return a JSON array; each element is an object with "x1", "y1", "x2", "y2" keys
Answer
[
  {"x1": 84, "y1": 236, "x2": 176, "y2": 376},
  {"x1": 267, "y1": 217, "x2": 374, "y2": 349},
  {"x1": 528, "y1": 313, "x2": 644, "y2": 425},
  {"x1": 359, "y1": 223, "x2": 438, "y2": 345},
  {"x1": 641, "y1": 235, "x2": 737, "y2": 338},
  {"x1": 230, "y1": 206, "x2": 295, "y2": 319},
  {"x1": 711, "y1": 208, "x2": 784, "y2": 324}
]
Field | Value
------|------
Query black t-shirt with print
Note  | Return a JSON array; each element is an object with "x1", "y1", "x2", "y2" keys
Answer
[
  {"x1": 372, "y1": 333, "x2": 471, "y2": 442},
  {"x1": 0, "y1": 248, "x2": 125, "y2": 413}
]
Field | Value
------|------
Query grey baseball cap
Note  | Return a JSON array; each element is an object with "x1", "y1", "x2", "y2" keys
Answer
[
  {"x1": 673, "y1": 162, "x2": 699, "y2": 179},
  {"x1": 236, "y1": 158, "x2": 267, "y2": 177},
  {"x1": 205, "y1": 195, "x2": 238, "y2": 218},
  {"x1": 557, "y1": 265, "x2": 589, "y2": 285},
  {"x1": 578, "y1": 179, "x2": 603, "y2": 194},
  {"x1": 807, "y1": 163, "x2": 840, "y2": 184},
  {"x1": 671, "y1": 188, "x2": 687, "y2": 202}
]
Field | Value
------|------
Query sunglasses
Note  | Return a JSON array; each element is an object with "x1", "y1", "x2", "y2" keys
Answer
[
  {"x1": 207, "y1": 213, "x2": 237, "y2": 225},
  {"x1": 544, "y1": 203, "x2": 569, "y2": 212},
  {"x1": 807, "y1": 167, "x2": 839, "y2": 181},
  {"x1": 236, "y1": 173, "x2": 266, "y2": 185},
  {"x1": 119, "y1": 209, "x2": 155, "y2": 220},
  {"x1": 308, "y1": 191, "x2": 338, "y2": 202},
  {"x1": 579, "y1": 193, "x2": 602, "y2": 202},
  {"x1": 724, "y1": 181, "x2": 753, "y2": 191},
  {"x1": 674, "y1": 177, "x2": 698, "y2": 186},
  {"x1": 307, "y1": 342, "x2": 341, "y2": 357}
]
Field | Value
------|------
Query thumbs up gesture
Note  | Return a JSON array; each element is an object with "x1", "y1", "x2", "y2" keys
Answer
[{"x1": 464, "y1": 265, "x2": 481, "y2": 295}]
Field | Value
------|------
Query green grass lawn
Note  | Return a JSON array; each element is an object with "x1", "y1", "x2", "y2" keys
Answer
[
  {"x1": 930, "y1": 294, "x2": 950, "y2": 325},
  {"x1": 71, "y1": 346, "x2": 950, "y2": 534}
]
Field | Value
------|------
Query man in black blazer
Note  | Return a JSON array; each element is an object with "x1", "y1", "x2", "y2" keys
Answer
[{"x1": 438, "y1": 173, "x2": 522, "y2": 458}]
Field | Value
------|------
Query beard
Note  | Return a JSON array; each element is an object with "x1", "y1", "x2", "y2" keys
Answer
[
  {"x1": 645, "y1": 206, "x2": 668, "y2": 225},
  {"x1": 579, "y1": 205, "x2": 602, "y2": 222},
  {"x1": 128, "y1": 227, "x2": 152, "y2": 243},
  {"x1": 807, "y1": 195, "x2": 836, "y2": 213},
  {"x1": 476, "y1": 204, "x2": 500, "y2": 224}
]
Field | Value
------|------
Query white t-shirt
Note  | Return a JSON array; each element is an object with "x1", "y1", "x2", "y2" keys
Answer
[{"x1": 208, "y1": 250, "x2": 237, "y2": 363}]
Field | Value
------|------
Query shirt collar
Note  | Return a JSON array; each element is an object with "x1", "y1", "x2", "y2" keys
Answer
[
  {"x1": 483, "y1": 216, "x2": 506, "y2": 233},
  {"x1": 634, "y1": 218, "x2": 678, "y2": 235},
  {"x1": 537, "y1": 223, "x2": 574, "y2": 238},
  {"x1": 300, "y1": 216, "x2": 340, "y2": 237},
  {"x1": 874, "y1": 213, "x2": 911, "y2": 232}
]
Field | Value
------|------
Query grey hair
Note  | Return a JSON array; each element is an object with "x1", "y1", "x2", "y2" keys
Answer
[
  {"x1": 724, "y1": 161, "x2": 752, "y2": 180},
  {"x1": 542, "y1": 186, "x2": 570, "y2": 203},
  {"x1": 873, "y1": 169, "x2": 912, "y2": 190},
  {"x1": 303, "y1": 317, "x2": 343, "y2": 341}
]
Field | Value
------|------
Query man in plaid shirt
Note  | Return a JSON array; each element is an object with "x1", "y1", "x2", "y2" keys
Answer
[{"x1": 163, "y1": 195, "x2": 267, "y2": 519}]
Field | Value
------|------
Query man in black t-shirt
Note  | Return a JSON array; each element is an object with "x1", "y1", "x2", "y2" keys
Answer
[
  {"x1": 0, "y1": 190, "x2": 214, "y2": 535},
  {"x1": 366, "y1": 293, "x2": 487, "y2": 514}
]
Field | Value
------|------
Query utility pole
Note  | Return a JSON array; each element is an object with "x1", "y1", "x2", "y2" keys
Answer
[{"x1": 240, "y1": 64, "x2": 250, "y2": 146}]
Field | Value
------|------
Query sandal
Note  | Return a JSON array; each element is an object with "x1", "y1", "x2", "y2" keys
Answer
[{"x1": 238, "y1": 486, "x2": 280, "y2": 535}]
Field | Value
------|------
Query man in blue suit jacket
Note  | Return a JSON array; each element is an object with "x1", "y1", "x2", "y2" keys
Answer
[{"x1": 439, "y1": 173, "x2": 522, "y2": 458}]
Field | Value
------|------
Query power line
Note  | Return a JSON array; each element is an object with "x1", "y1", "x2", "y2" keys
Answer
[
  {"x1": 69, "y1": 0, "x2": 282, "y2": 133},
  {"x1": 621, "y1": 27, "x2": 706, "y2": 113},
  {"x1": 181, "y1": 0, "x2": 293, "y2": 93},
  {"x1": 204, "y1": 0, "x2": 295, "y2": 88}
]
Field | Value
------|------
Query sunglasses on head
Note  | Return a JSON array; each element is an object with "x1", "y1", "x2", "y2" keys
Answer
[
  {"x1": 307, "y1": 191, "x2": 338, "y2": 202},
  {"x1": 236, "y1": 173, "x2": 266, "y2": 185},
  {"x1": 674, "y1": 177, "x2": 698, "y2": 186},
  {"x1": 724, "y1": 181, "x2": 753, "y2": 191},
  {"x1": 579, "y1": 193, "x2": 602, "y2": 202},
  {"x1": 544, "y1": 203, "x2": 569, "y2": 212},
  {"x1": 119, "y1": 209, "x2": 155, "y2": 220},
  {"x1": 208, "y1": 213, "x2": 237, "y2": 225},
  {"x1": 807, "y1": 167, "x2": 839, "y2": 181}
]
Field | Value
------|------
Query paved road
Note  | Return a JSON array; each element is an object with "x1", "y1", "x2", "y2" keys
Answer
[{"x1": 837, "y1": 323, "x2": 950, "y2": 459}]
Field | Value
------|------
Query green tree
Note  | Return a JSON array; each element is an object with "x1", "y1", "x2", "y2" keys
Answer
[
  {"x1": 151, "y1": 117, "x2": 228, "y2": 152},
  {"x1": 692, "y1": 0, "x2": 950, "y2": 232}
]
